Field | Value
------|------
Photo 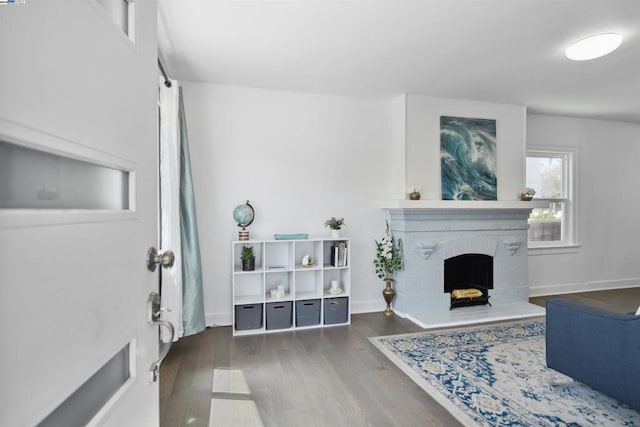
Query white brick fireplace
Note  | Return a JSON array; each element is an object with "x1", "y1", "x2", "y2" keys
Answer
[{"x1": 380, "y1": 200, "x2": 546, "y2": 328}]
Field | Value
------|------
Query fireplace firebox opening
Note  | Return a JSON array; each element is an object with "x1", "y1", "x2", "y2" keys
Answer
[{"x1": 444, "y1": 253, "x2": 493, "y2": 310}]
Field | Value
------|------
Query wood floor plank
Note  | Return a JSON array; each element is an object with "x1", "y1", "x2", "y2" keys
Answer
[
  {"x1": 161, "y1": 288, "x2": 639, "y2": 426},
  {"x1": 530, "y1": 287, "x2": 640, "y2": 313}
]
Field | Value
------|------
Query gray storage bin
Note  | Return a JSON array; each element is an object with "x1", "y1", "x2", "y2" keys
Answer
[
  {"x1": 235, "y1": 304, "x2": 263, "y2": 331},
  {"x1": 266, "y1": 301, "x2": 293, "y2": 330},
  {"x1": 295, "y1": 299, "x2": 321, "y2": 327},
  {"x1": 324, "y1": 297, "x2": 349, "y2": 325}
]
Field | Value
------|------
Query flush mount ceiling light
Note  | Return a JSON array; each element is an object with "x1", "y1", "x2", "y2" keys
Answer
[{"x1": 565, "y1": 33, "x2": 622, "y2": 61}]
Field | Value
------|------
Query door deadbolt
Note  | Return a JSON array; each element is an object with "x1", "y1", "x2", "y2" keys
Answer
[
  {"x1": 146, "y1": 247, "x2": 175, "y2": 272},
  {"x1": 147, "y1": 292, "x2": 175, "y2": 382}
]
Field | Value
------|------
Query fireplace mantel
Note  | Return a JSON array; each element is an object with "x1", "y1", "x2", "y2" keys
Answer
[{"x1": 378, "y1": 199, "x2": 548, "y2": 211}]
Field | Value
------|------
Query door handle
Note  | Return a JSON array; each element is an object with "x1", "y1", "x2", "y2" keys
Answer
[
  {"x1": 146, "y1": 247, "x2": 175, "y2": 272},
  {"x1": 147, "y1": 292, "x2": 176, "y2": 382}
]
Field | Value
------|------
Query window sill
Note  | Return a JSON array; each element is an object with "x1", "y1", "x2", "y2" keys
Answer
[{"x1": 527, "y1": 244, "x2": 580, "y2": 256}]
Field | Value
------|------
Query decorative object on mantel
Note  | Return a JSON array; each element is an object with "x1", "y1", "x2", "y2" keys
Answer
[
  {"x1": 240, "y1": 246, "x2": 255, "y2": 271},
  {"x1": 374, "y1": 220, "x2": 403, "y2": 316},
  {"x1": 519, "y1": 187, "x2": 536, "y2": 201},
  {"x1": 407, "y1": 185, "x2": 422, "y2": 200},
  {"x1": 324, "y1": 216, "x2": 345, "y2": 238},
  {"x1": 440, "y1": 116, "x2": 497, "y2": 201},
  {"x1": 233, "y1": 200, "x2": 255, "y2": 241},
  {"x1": 416, "y1": 242, "x2": 437, "y2": 259},
  {"x1": 504, "y1": 239, "x2": 522, "y2": 255}
]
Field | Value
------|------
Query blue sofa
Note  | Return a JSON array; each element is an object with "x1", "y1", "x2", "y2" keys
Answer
[{"x1": 546, "y1": 298, "x2": 640, "y2": 412}]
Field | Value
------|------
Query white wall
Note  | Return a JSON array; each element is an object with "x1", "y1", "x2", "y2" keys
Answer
[
  {"x1": 183, "y1": 83, "x2": 640, "y2": 323},
  {"x1": 389, "y1": 94, "x2": 408, "y2": 198},
  {"x1": 527, "y1": 114, "x2": 640, "y2": 296},
  {"x1": 182, "y1": 83, "x2": 395, "y2": 324},
  {"x1": 405, "y1": 94, "x2": 527, "y2": 200}
]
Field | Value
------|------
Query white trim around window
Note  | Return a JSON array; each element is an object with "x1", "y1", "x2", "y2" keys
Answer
[{"x1": 526, "y1": 145, "x2": 579, "y2": 254}]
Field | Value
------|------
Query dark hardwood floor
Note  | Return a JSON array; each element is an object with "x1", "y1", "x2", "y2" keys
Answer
[
  {"x1": 529, "y1": 287, "x2": 640, "y2": 314},
  {"x1": 160, "y1": 288, "x2": 640, "y2": 426}
]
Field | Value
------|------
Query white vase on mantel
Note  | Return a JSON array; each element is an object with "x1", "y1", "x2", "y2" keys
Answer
[{"x1": 331, "y1": 229, "x2": 340, "y2": 239}]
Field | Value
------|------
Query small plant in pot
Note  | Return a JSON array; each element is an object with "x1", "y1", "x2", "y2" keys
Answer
[
  {"x1": 324, "y1": 217, "x2": 345, "y2": 238},
  {"x1": 241, "y1": 246, "x2": 256, "y2": 271},
  {"x1": 519, "y1": 187, "x2": 536, "y2": 201}
]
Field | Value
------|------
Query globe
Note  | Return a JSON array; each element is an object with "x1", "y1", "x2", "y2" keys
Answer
[{"x1": 233, "y1": 201, "x2": 255, "y2": 229}]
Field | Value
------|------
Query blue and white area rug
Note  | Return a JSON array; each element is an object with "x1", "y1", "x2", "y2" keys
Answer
[{"x1": 370, "y1": 320, "x2": 640, "y2": 426}]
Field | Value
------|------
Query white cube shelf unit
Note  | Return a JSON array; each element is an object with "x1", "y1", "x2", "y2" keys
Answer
[{"x1": 232, "y1": 238, "x2": 351, "y2": 336}]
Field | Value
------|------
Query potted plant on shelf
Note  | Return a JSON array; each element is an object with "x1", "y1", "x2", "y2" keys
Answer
[
  {"x1": 241, "y1": 246, "x2": 256, "y2": 271},
  {"x1": 324, "y1": 217, "x2": 345, "y2": 238}
]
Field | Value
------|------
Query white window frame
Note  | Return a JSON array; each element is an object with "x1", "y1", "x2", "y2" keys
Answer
[{"x1": 526, "y1": 145, "x2": 579, "y2": 254}]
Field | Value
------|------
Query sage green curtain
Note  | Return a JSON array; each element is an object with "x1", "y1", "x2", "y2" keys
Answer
[{"x1": 178, "y1": 87, "x2": 205, "y2": 336}]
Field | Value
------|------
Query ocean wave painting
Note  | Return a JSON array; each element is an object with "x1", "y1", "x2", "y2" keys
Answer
[{"x1": 440, "y1": 116, "x2": 497, "y2": 200}]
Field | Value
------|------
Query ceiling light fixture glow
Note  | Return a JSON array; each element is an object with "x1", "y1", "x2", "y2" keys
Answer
[{"x1": 565, "y1": 33, "x2": 622, "y2": 61}]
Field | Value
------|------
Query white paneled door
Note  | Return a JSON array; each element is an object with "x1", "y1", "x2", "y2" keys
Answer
[
  {"x1": 0, "y1": 122, "x2": 162, "y2": 426},
  {"x1": 0, "y1": 1, "x2": 162, "y2": 425}
]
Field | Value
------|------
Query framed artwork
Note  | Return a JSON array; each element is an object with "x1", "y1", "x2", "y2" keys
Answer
[{"x1": 440, "y1": 116, "x2": 497, "y2": 200}]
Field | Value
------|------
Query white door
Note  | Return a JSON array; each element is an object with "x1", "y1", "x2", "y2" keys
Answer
[{"x1": 0, "y1": 1, "x2": 163, "y2": 426}]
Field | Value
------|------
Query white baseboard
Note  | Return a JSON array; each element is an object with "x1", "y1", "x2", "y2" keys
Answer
[
  {"x1": 206, "y1": 312, "x2": 232, "y2": 327},
  {"x1": 351, "y1": 299, "x2": 386, "y2": 314},
  {"x1": 529, "y1": 277, "x2": 640, "y2": 297}
]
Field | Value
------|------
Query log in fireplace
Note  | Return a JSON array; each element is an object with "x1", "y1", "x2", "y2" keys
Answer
[{"x1": 444, "y1": 253, "x2": 493, "y2": 310}]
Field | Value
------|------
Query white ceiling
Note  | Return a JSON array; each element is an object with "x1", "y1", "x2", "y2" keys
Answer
[{"x1": 158, "y1": 0, "x2": 640, "y2": 123}]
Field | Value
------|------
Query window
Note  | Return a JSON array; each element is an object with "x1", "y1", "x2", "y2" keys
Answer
[
  {"x1": 526, "y1": 146, "x2": 577, "y2": 249},
  {"x1": 0, "y1": 140, "x2": 130, "y2": 210}
]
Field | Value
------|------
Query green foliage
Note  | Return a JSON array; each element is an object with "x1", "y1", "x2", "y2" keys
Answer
[
  {"x1": 241, "y1": 246, "x2": 255, "y2": 260},
  {"x1": 530, "y1": 204, "x2": 562, "y2": 221},
  {"x1": 373, "y1": 221, "x2": 404, "y2": 279},
  {"x1": 324, "y1": 217, "x2": 345, "y2": 230},
  {"x1": 531, "y1": 211, "x2": 557, "y2": 220}
]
